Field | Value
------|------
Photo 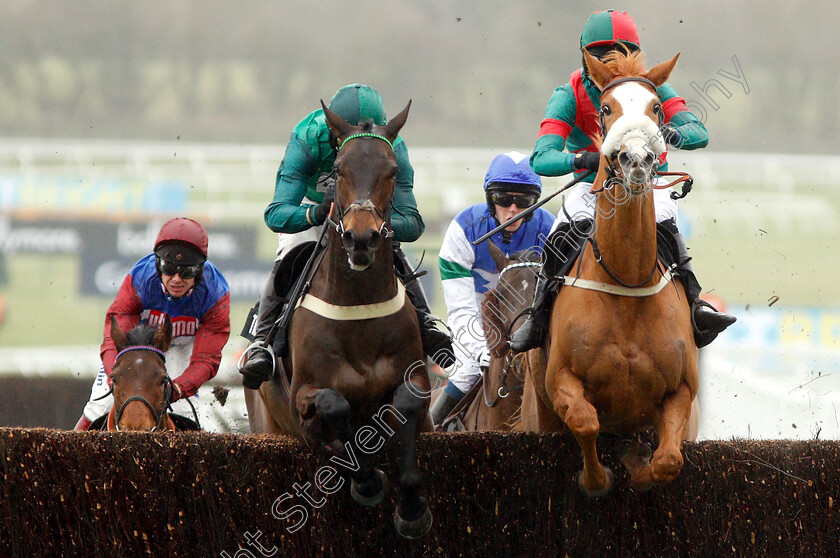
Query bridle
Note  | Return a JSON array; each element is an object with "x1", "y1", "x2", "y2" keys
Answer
[
  {"x1": 585, "y1": 75, "x2": 694, "y2": 289},
  {"x1": 112, "y1": 345, "x2": 171, "y2": 432},
  {"x1": 326, "y1": 133, "x2": 396, "y2": 241}
]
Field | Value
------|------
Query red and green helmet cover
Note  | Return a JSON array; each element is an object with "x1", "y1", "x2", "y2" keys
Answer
[{"x1": 580, "y1": 9, "x2": 640, "y2": 52}]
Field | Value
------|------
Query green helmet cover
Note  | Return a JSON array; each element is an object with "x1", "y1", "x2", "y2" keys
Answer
[{"x1": 328, "y1": 84, "x2": 387, "y2": 125}]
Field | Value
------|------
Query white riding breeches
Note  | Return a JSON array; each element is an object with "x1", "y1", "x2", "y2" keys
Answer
[{"x1": 550, "y1": 177, "x2": 679, "y2": 233}]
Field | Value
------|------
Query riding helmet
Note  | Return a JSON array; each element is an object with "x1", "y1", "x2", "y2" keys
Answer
[
  {"x1": 328, "y1": 84, "x2": 387, "y2": 126},
  {"x1": 153, "y1": 217, "x2": 208, "y2": 283},
  {"x1": 580, "y1": 10, "x2": 641, "y2": 76},
  {"x1": 483, "y1": 151, "x2": 542, "y2": 221}
]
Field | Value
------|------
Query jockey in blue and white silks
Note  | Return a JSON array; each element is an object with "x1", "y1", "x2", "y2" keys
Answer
[{"x1": 430, "y1": 151, "x2": 555, "y2": 425}]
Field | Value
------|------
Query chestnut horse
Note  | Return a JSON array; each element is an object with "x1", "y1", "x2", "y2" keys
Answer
[
  {"x1": 439, "y1": 242, "x2": 538, "y2": 431},
  {"x1": 520, "y1": 49, "x2": 698, "y2": 495},
  {"x1": 244, "y1": 101, "x2": 433, "y2": 538},
  {"x1": 104, "y1": 316, "x2": 177, "y2": 432}
]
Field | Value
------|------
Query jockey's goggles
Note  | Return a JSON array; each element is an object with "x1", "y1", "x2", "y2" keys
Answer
[
  {"x1": 158, "y1": 259, "x2": 202, "y2": 279},
  {"x1": 489, "y1": 192, "x2": 538, "y2": 209}
]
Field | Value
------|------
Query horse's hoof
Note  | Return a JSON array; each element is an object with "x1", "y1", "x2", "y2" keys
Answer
[
  {"x1": 394, "y1": 497, "x2": 433, "y2": 539},
  {"x1": 577, "y1": 467, "x2": 615, "y2": 498},
  {"x1": 351, "y1": 469, "x2": 388, "y2": 507}
]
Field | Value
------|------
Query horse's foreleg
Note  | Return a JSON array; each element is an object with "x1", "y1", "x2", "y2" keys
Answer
[
  {"x1": 626, "y1": 382, "x2": 692, "y2": 491},
  {"x1": 309, "y1": 388, "x2": 386, "y2": 505},
  {"x1": 391, "y1": 382, "x2": 433, "y2": 539},
  {"x1": 552, "y1": 369, "x2": 613, "y2": 496}
]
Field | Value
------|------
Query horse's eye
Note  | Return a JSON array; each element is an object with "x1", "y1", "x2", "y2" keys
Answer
[{"x1": 600, "y1": 105, "x2": 612, "y2": 116}]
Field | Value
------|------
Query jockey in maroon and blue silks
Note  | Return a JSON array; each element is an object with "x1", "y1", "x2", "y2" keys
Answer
[{"x1": 74, "y1": 218, "x2": 231, "y2": 431}]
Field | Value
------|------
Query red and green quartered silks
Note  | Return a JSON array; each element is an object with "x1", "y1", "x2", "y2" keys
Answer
[
  {"x1": 264, "y1": 108, "x2": 424, "y2": 241},
  {"x1": 531, "y1": 68, "x2": 709, "y2": 180}
]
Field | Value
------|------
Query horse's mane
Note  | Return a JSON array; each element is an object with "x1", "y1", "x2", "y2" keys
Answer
[
  {"x1": 125, "y1": 323, "x2": 158, "y2": 347},
  {"x1": 602, "y1": 49, "x2": 647, "y2": 78},
  {"x1": 511, "y1": 249, "x2": 540, "y2": 263}
]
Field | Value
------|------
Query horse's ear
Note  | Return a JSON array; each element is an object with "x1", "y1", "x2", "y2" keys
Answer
[
  {"x1": 644, "y1": 52, "x2": 680, "y2": 87},
  {"x1": 321, "y1": 100, "x2": 353, "y2": 142},
  {"x1": 110, "y1": 316, "x2": 128, "y2": 353},
  {"x1": 383, "y1": 100, "x2": 411, "y2": 142},
  {"x1": 487, "y1": 240, "x2": 511, "y2": 273},
  {"x1": 153, "y1": 315, "x2": 172, "y2": 353},
  {"x1": 584, "y1": 50, "x2": 613, "y2": 91}
]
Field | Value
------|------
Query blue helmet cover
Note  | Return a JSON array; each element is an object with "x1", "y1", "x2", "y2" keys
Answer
[{"x1": 483, "y1": 151, "x2": 542, "y2": 194}]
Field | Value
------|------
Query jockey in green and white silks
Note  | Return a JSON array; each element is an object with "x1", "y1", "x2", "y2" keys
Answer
[
  {"x1": 429, "y1": 152, "x2": 554, "y2": 426},
  {"x1": 509, "y1": 10, "x2": 736, "y2": 354},
  {"x1": 238, "y1": 84, "x2": 455, "y2": 390}
]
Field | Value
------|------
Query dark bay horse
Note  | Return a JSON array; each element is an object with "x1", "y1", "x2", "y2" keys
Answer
[
  {"x1": 106, "y1": 316, "x2": 177, "y2": 432},
  {"x1": 439, "y1": 242, "x2": 539, "y2": 432},
  {"x1": 520, "y1": 49, "x2": 698, "y2": 495},
  {"x1": 245, "y1": 101, "x2": 433, "y2": 538}
]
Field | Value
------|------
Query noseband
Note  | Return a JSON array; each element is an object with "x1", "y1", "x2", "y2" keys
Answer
[
  {"x1": 113, "y1": 345, "x2": 171, "y2": 432},
  {"x1": 328, "y1": 133, "x2": 396, "y2": 240}
]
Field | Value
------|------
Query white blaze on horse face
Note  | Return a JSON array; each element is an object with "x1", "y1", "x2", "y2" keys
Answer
[{"x1": 600, "y1": 82, "x2": 666, "y2": 160}]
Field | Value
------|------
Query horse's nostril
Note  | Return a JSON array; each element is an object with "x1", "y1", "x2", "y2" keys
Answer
[
  {"x1": 618, "y1": 152, "x2": 630, "y2": 166},
  {"x1": 366, "y1": 230, "x2": 382, "y2": 251}
]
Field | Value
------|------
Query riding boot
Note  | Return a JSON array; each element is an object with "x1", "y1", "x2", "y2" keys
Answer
[
  {"x1": 73, "y1": 415, "x2": 92, "y2": 431},
  {"x1": 429, "y1": 384, "x2": 464, "y2": 426},
  {"x1": 239, "y1": 260, "x2": 286, "y2": 389},
  {"x1": 394, "y1": 246, "x2": 456, "y2": 368},
  {"x1": 661, "y1": 219, "x2": 737, "y2": 348},
  {"x1": 509, "y1": 275, "x2": 559, "y2": 353}
]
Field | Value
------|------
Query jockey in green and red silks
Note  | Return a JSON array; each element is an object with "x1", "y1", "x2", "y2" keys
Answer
[
  {"x1": 509, "y1": 9, "x2": 736, "y2": 354},
  {"x1": 532, "y1": 8, "x2": 708, "y2": 182}
]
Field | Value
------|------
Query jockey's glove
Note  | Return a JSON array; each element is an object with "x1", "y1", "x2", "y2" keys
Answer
[
  {"x1": 573, "y1": 152, "x2": 601, "y2": 173},
  {"x1": 661, "y1": 125, "x2": 683, "y2": 147},
  {"x1": 478, "y1": 350, "x2": 491, "y2": 371},
  {"x1": 311, "y1": 181, "x2": 336, "y2": 225}
]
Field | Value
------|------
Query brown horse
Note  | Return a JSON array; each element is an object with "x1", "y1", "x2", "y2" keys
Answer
[
  {"x1": 440, "y1": 242, "x2": 539, "y2": 431},
  {"x1": 244, "y1": 101, "x2": 433, "y2": 538},
  {"x1": 520, "y1": 49, "x2": 698, "y2": 495},
  {"x1": 106, "y1": 315, "x2": 177, "y2": 432}
]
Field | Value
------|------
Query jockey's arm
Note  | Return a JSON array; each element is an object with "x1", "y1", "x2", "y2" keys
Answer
[
  {"x1": 173, "y1": 292, "x2": 231, "y2": 399},
  {"x1": 264, "y1": 133, "x2": 320, "y2": 234},
  {"x1": 531, "y1": 83, "x2": 579, "y2": 177},
  {"x1": 658, "y1": 83, "x2": 709, "y2": 150},
  {"x1": 100, "y1": 274, "x2": 143, "y2": 380},
  {"x1": 439, "y1": 221, "x2": 487, "y2": 365},
  {"x1": 389, "y1": 139, "x2": 424, "y2": 243}
]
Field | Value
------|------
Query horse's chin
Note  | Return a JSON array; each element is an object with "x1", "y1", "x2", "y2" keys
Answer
[{"x1": 347, "y1": 253, "x2": 374, "y2": 272}]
